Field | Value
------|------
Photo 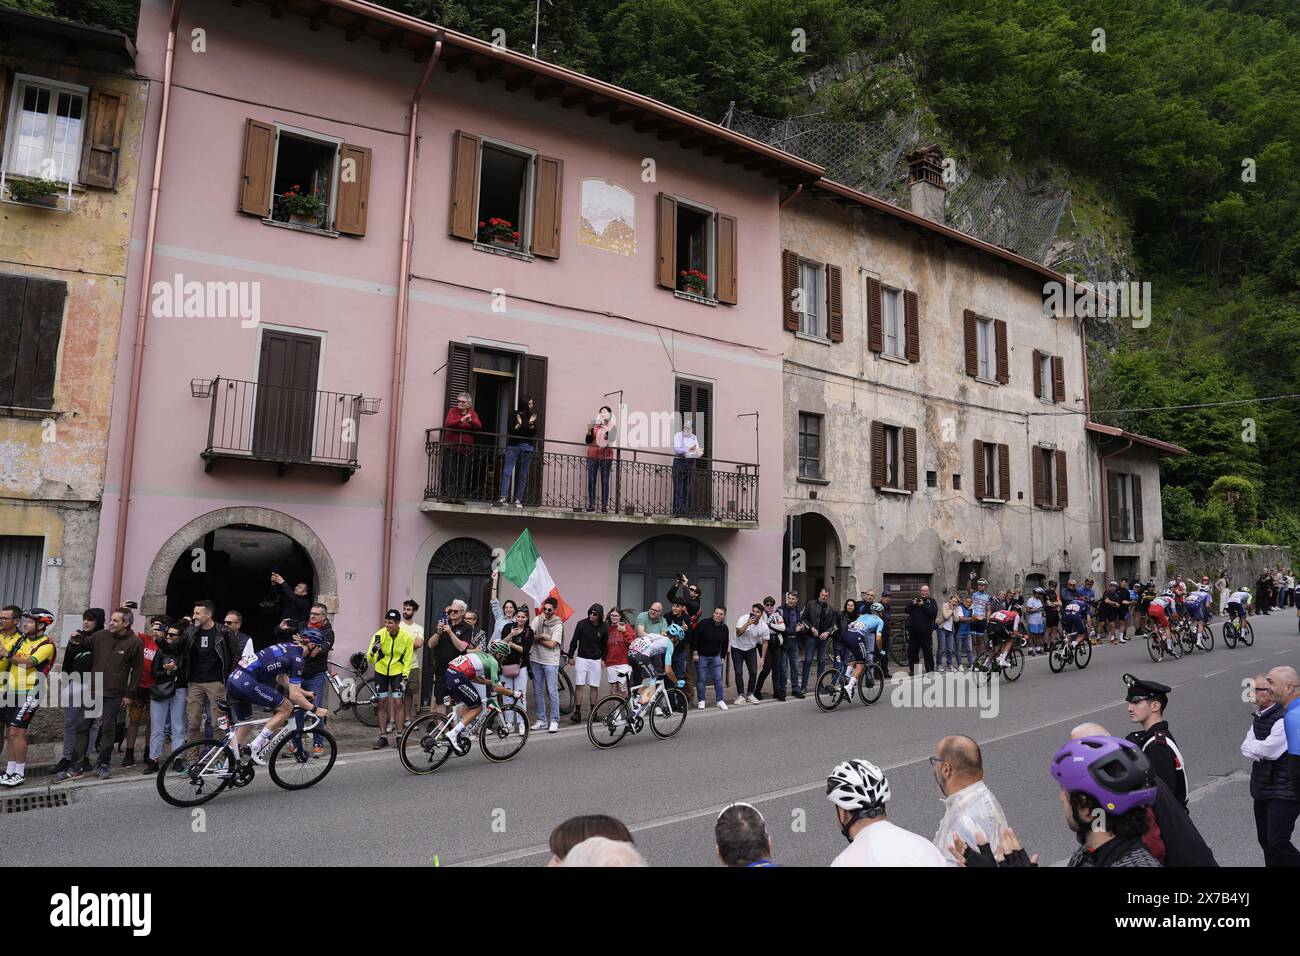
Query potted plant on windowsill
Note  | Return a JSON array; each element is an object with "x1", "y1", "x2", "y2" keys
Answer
[
  {"x1": 6, "y1": 178, "x2": 63, "y2": 207},
  {"x1": 280, "y1": 184, "x2": 324, "y2": 226},
  {"x1": 477, "y1": 217, "x2": 521, "y2": 249},
  {"x1": 679, "y1": 269, "x2": 709, "y2": 296}
]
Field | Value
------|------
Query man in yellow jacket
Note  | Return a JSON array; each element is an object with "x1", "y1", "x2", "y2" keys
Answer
[{"x1": 369, "y1": 610, "x2": 414, "y2": 750}]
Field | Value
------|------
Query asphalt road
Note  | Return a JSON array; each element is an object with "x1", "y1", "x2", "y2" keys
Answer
[{"x1": 10, "y1": 611, "x2": 1298, "y2": 867}]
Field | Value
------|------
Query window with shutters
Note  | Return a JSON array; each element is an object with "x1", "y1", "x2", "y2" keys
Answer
[
  {"x1": 663, "y1": 196, "x2": 736, "y2": 304},
  {"x1": 3, "y1": 75, "x2": 87, "y2": 182},
  {"x1": 797, "y1": 259, "x2": 824, "y2": 337},
  {"x1": 475, "y1": 139, "x2": 536, "y2": 254},
  {"x1": 1110, "y1": 471, "x2": 1140, "y2": 541},
  {"x1": 0, "y1": 273, "x2": 67, "y2": 412},
  {"x1": 1038, "y1": 447, "x2": 1057, "y2": 507},
  {"x1": 976, "y1": 317, "x2": 994, "y2": 380},
  {"x1": 1039, "y1": 353, "x2": 1053, "y2": 401},
  {"x1": 798, "y1": 413, "x2": 822, "y2": 479},
  {"x1": 676, "y1": 200, "x2": 716, "y2": 298},
  {"x1": 974, "y1": 440, "x2": 1006, "y2": 501},
  {"x1": 238, "y1": 120, "x2": 371, "y2": 236},
  {"x1": 883, "y1": 425, "x2": 900, "y2": 488},
  {"x1": 268, "y1": 125, "x2": 341, "y2": 231},
  {"x1": 882, "y1": 287, "x2": 905, "y2": 358}
]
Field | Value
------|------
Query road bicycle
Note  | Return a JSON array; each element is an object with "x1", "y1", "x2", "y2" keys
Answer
[
  {"x1": 1222, "y1": 613, "x2": 1254, "y2": 649},
  {"x1": 587, "y1": 677, "x2": 688, "y2": 748},
  {"x1": 1142, "y1": 623, "x2": 1184, "y2": 663},
  {"x1": 1177, "y1": 617, "x2": 1214, "y2": 654},
  {"x1": 156, "y1": 703, "x2": 337, "y2": 807},
  {"x1": 397, "y1": 694, "x2": 530, "y2": 774},
  {"x1": 1047, "y1": 632, "x2": 1092, "y2": 673},
  {"x1": 972, "y1": 637, "x2": 1025, "y2": 683},
  {"x1": 323, "y1": 658, "x2": 380, "y2": 727},
  {"x1": 814, "y1": 655, "x2": 885, "y2": 712}
]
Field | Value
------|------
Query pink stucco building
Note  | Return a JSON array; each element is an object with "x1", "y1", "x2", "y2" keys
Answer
[{"x1": 90, "y1": 0, "x2": 820, "y2": 655}]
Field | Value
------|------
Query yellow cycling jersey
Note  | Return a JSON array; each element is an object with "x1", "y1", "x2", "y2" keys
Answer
[
  {"x1": 367, "y1": 627, "x2": 414, "y2": 678},
  {"x1": 0, "y1": 631, "x2": 57, "y2": 691}
]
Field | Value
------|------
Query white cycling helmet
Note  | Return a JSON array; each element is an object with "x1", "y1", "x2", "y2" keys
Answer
[
  {"x1": 826, "y1": 759, "x2": 890, "y2": 813},
  {"x1": 1197, "y1": 584, "x2": 1210, "y2": 592},
  {"x1": 1161, "y1": 589, "x2": 1174, "y2": 598}
]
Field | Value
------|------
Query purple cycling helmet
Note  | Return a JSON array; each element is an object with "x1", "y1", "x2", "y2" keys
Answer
[{"x1": 1050, "y1": 735, "x2": 1157, "y2": 816}]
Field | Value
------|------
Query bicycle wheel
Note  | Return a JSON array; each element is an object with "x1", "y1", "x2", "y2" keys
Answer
[
  {"x1": 588, "y1": 695, "x2": 632, "y2": 749},
  {"x1": 1166, "y1": 633, "x2": 1184, "y2": 659},
  {"x1": 1179, "y1": 626, "x2": 1196, "y2": 655},
  {"x1": 1003, "y1": 647, "x2": 1024, "y2": 682},
  {"x1": 352, "y1": 678, "x2": 379, "y2": 727},
  {"x1": 157, "y1": 739, "x2": 237, "y2": 808},
  {"x1": 857, "y1": 664, "x2": 885, "y2": 705},
  {"x1": 1201, "y1": 628, "x2": 1214, "y2": 652},
  {"x1": 480, "y1": 705, "x2": 530, "y2": 762},
  {"x1": 1240, "y1": 620, "x2": 1254, "y2": 646},
  {"x1": 557, "y1": 666, "x2": 575, "y2": 716},
  {"x1": 1222, "y1": 621, "x2": 1237, "y2": 648},
  {"x1": 814, "y1": 668, "x2": 845, "y2": 712},
  {"x1": 888, "y1": 634, "x2": 909, "y2": 668},
  {"x1": 1147, "y1": 634, "x2": 1165, "y2": 662},
  {"x1": 649, "y1": 688, "x2": 688, "y2": 739},
  {"x1": 398, "y1": 713, "x2": 454, "y2": 775},
  {"x1": 1048, "y1": 642, "x2": 1066, "y2": 673},
  {"x1": 269, "y1": 727, "x2": 337, "y2": 790},
  {"x1": 1075, "y1": 638, "x2": 1092, "y2": 669}
]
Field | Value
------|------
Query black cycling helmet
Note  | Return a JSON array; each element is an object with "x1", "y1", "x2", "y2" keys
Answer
[{"x1": 349, "y1": 651, "x2": 369, "y2": 672}]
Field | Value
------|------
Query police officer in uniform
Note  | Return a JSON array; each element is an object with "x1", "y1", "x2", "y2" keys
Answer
[{"x1": 1124, "y1": 673, "x2": 1189, "y2": 809}]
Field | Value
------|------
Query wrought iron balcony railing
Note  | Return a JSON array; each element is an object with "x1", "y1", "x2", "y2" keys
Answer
[
  {"x1": 192, "y1": 377, "x2": 379, "y2": 481},
  {"x1": 424, "y1": 429, "x2": 759, "y2": 523}
]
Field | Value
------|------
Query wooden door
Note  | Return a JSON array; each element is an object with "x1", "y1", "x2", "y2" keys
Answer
[{"x1": 253, "y1": 330, "x2": 321, "y2": 460}]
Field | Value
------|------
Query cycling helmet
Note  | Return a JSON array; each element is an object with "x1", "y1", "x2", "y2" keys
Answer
[
  {"x1": 870, "y1": 603, "x2": 885, "y2": 616},
  {"x1": 1033, "y1": 587, "x2": 1045, "y2": 595},
  {"x1": 348, "y1": 651, "x2": 369, "y2": 672},
  {"x1": 488, "y1": 638, "x2": 511, "y2": 660},
  {"x1": 976, "y1": 578, "x2": 988, "y2": 587},
  {"x1": 1050, "y1": 735, "x2": 1157, "y2": 816},
  {"x1": 22, "y1": 607, "x2": 54, "y2": 628},
  {"x1": 1197, "y1": 584, "x2": 1210, "y2": 593},
  {"x1": 1242, "y1": 585, "x2": 1251, "y2": 593},
  {"x1": 826, "y1": 759, "x2": 890, "y2": 813},
  {"x1": 1160, "y1": 589, "x2": 1174, "y2": 598},
  {"x1": 666, "y1": 622, "x2": 686, "y2": 642},
  {"x1": 299, "y1": 626, "x2": 328, "y2": 646}
]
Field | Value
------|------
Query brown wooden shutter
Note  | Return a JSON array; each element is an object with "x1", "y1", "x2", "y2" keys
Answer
[
  {"x1": 867, "y1": 277, "x2": 883, "y2": 353},
  {"x1": 997, "y1": 443, "x2": 1010, "y2": 500},
  {"x1": 871, "y1": 421, "x2": 886, "y2": 488},
  {"x1": 519, "y1": 354, "x2": 548, "y2": 437},
  {"x1": 1031, "y1": 448, "x2": 1044, "y2": 507},
  {"x1": 335, "y1": 143, "x2": 372, "y2": 236},
  {"x1": 656, "y1": 193, "x2": 677, "y2": 289},
  {"x1": 531, "y1": 155, "x2": 563, "y2": 259},
  {"x1": 1132, "y1": 474, "x2": 1144, "y2": 541},
  {"x1": 1032, "y1": 349, "x2": 1043, "y2": 398},
  {"x1": 716, "y1": 213, "x2": 738, "y2": 304},
  {"x1": 448, "y1": 130, "x2": 481, "y2": 240},
  {"x1": 994, "y1": 319, "x2": 1009, "y2": 384},
  {"x1": 79, "y1": 88, "x2": 128, "y2": 189},
  {"x1": 1107, "y1": 472, "x2": 1121, "y2": 541},
  {"x1": 902, "y1": 427, "x2": 918, "y2": 491},
  {"x1": 973, "y1": 440, "x2": 985, "y2": 498},
  {"x1": 963, "y1": 310, "x2": 978, "y2": 377},
  {"x1": 1055, "y1": 449, "x2": 1068, "y2": 509},
  {"x1": 781, "y1": 250, "x2": 799, "y2": 331},
  {"x1": 238, "y1": 119, "x2": 276, "y2": 217},
  {"x1": 444, "y1": 342, "x2": 473, "y2": 417},
  {"x1": 1052, "y1": 355, "x2": 1066, "y2": 403},
  {"x1": 904, "y1": 289, "x2": 920, "y2": 362},
  {"x1": 0, "y1": 275, "x2": 66, "y2": 410},
  {"x1": 826, "y1": 264, "x2": 844, "y2": 342},
  {"x1": 0, "y1": 70, "x2": 9, "y2": 148}
]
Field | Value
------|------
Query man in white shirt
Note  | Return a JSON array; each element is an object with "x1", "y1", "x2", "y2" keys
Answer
[
  {"x1": 931, "y1": 735, "x2": 1009, "y2": 864},
  {"x1": 1241, "y1": 674, "x2": 1300, "y2": 866},
  {"x1": 399, "y1": 599, "x2": 424, "y2": 725},
  {"x1": 826, "y1": 758, "x2": 946, "y2": 867},
  {"x1": 671, "y1": 419, "x2": 702, "y2": 516}
]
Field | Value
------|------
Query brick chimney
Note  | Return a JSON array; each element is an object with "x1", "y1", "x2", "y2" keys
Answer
[{"x1": 906, "y1": 144, "x2": 946, "y2": 224}]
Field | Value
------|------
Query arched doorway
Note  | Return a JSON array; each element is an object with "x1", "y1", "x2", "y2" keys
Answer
[
  {"x1": 782, "y1": 511, "x2": 844, "y2": 605},
  {"x1": 163, "y1": 524, "x2": 316, "y2": 646},
  {"x1": 424, "y1": 537, "x2": 494, "y2": 635},
  {"x1": 617, "y1": 535, "x2": 726, "y2": 617}
]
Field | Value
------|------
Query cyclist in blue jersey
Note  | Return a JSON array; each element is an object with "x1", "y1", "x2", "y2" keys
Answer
[
  {"x1": 838, "y1": 602, "x2": 884, "y2": 697},
  {"x1": 628, "y1": 633, "x2": 678, "y2": 708},
  {"x1": 227, "y1": 627, "x2": 331, "y2": 764},
  {"x1": 1061, "y1": 596, "x2": 1091, "y2": 650},
  {"x1": 1184, "y1": 585, "x2": 1213, "y2": 649}
]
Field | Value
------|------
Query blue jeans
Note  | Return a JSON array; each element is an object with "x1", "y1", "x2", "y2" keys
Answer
[
  {"x1": 956, "y1": 630, "x2": 974, "y2": 666},
  {"x1": 294, "y1": 671, "x2": 327, "y2": 745},
  {"x1": 783, "y1": 641, "x2": 803, "y2": 694},
  {"x1": 586, "y1": 457, "x2": 611, "y2": 510},
  {"x1": 500, "y1": 442, "x2": 533, "y2": 502},
  {"x1": 937, "y1": 628, "x2": 956, "y2": 668},
  {"x1": 148, "y1": 690, "x2": 187, "y2": 761},
  {"x1": 801, "y1": 635, "x2": 827, "y2": 689},
  {"x1": 529, "y1": 662, "x2": 559, "y2": 722},
  {"x1": 672, "y1": 457, "x2": 693, "y2": 515},
  {"x1": 695, "y1": 655, "x2": 724, "y2": 704}
]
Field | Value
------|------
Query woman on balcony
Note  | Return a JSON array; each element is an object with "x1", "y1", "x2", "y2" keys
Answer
[
  {"x1": 585, "y1": 405, "x2": 617, "y2": 513},
  {"x1": 442, "y1": 391, "x2": 481, "y2": 502},
  {"x1": 499, "y1": 395, "x2": 537, "y2": 507}
]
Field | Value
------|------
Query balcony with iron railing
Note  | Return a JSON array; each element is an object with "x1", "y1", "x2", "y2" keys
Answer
[
  {"x1": 191, "y1": 377, "x2": 380, "y2": 481},
  {"x1": 422, "y1": 429, "x2": 759, "y2": 527}
]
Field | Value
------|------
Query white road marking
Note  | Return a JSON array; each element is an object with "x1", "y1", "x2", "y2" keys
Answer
[{"x1": 1203, "y1": 669, "x2": 1227, "y2": 678}]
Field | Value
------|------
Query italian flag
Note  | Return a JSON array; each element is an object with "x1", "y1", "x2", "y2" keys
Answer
[{"x1": 501, "y1": 529, "x2": 573, "y2": 621}]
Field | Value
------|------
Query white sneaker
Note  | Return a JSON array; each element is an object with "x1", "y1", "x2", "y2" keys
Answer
[
  {"x1": 0, "y1": 772, "x2": 17, "y2": 787},
  {"x1": 531, "y1": 719, "x2": 547, "y2": 731},
  {"x1": 697, "y1": 700, "x2": 706, "y2": 710},
  {"x1": 717, "y1": 701, "x2": 728, "y2": 711},
  {"x1": 497, "y1": 497, "x2": 507, "y2": 504},
  {"x1": 997, "y1": 656, "x2": 1009, "y2": 668},
  {"x1": 732, "y1": 696, "x2": 746, "y2": 706},
  {"x1": 548, "y1": 721, "x2": 559, "y2": 733},
  {"x1": 514, "y1": 501, "x2": 523, "y2": 509},
  {"x1": 746, "y1": 693, "x2": 759, "y2": 704}
]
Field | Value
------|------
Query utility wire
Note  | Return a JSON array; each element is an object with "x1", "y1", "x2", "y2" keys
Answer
[{"x1": 1032, "y1": 393, "x2": 1300, "y2": 417}]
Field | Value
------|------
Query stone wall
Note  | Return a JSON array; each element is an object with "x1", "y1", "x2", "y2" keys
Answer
[{"x1": 1159, "y1": 540, "x2": 1293, "y2": 587}]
